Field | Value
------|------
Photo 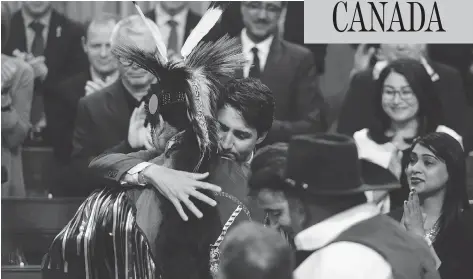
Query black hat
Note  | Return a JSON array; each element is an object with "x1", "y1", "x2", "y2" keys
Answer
[{"x1": 284, "y1": 133, "x2": 400, "y2": 195}]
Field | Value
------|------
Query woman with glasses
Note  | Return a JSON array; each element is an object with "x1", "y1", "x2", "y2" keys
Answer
[
  {"x1": 352, "y1": 58, "x2": 463, "y2": 212},
  {"x1": 389, "y1": 132, "x2": 473, "y2": 279}
]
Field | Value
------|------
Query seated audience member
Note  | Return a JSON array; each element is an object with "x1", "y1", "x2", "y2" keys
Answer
[
  {"x1": 352, "y1": 58, "x2": 464, "y2": 211},
  {"x1": 236, "y1": 1, "x2": 327, "y2": 144},
  {"x1": 337, "y1": 44, "x2": 470, "y2": 152},
  {"x1": 252, "y1": 133, "x2": 440, "y2": 279},
  {"x1": 389, "y1": 132, "x2": 473, "y2": 279},
  {"x1": 3, "y1": 1, "x2": 87, "y2": 144},
  {"x1": 217, "y1": 221, "x2": 294, "y2": 279},
  {"x1": 1, "y1": 2, "x2": 34, "y2": 197},
  {"x1": 49, "y1": 13, "x2": 119, "y2": 165},
  {"x1": 64, "y1": 15, "x2": 156, "y2": 197}
]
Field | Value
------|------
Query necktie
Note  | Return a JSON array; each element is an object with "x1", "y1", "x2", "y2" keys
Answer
[
  {"x1": 30, "y1": 21, "x2": 45, "y2": 56},
  {"x1": 167, "y1": 19, "x2": 179, "y2": 55},
  {"x1": 249, "y1": 47, "x2": 261, "y2": 78}
]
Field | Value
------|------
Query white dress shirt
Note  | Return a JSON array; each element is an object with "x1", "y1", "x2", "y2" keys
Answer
[
  {"x1": 154, "y1": 5, "x2": 189, "y2": 52},
  {"x1": 294, "y1": 203, "x2": 393, "y2": 279},
  {"x1": 22, "y1": 9, "x2": 52, "y2": 53},
  {"x1": 240, "y1": 29, "x2": 274, "y2": 78}
]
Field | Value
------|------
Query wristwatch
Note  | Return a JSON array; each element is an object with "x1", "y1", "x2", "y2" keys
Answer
[
  {"x1": 138, "y1": 170, "x2": 148, "y2": 186},
  {"x1": 1, "y1": 105, "x2": 12, "y2": 112}
]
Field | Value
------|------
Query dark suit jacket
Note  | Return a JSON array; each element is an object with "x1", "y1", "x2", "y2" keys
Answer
[
  {"x1": 61, "y1": 80, "x2": 135, "y2": 197},
  {"x1": 235, "y1": 36, "x2": 327, "y2": 144},
  {"x1": 48, "y1": 71, "x2": 91, "y2": 163},
  {"x1": 337, "y1": 61, "x2": 471, "y2": 151},
  {"x1": 3, "y1": 9, "x2": 88, "y2": 141}
]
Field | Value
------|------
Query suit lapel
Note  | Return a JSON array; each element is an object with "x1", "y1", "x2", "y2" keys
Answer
[
  {"x1": 261, "y1": 36, "x2": 283, "y2": 85},
  {"x1": 44, "y1": 11, "x2": 61, "y2": 63},
  {"x1": 8, "y1": 12, "x2": 27, "y2": 53},
  {"x1": 234, "y1": 37, "x2": 244, "y2": 78}
]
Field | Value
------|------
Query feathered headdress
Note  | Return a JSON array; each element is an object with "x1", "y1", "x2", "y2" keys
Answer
[{"x1": 113, "y1": 1, "x2": 243, "y2": 171}]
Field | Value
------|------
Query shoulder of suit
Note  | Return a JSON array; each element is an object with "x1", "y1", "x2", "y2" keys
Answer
[
  {"x1": 430, "y1": 60, "x2": 461, "y2": 77},
  {"x1": 280, "y1": 39, "x2": 312, "y2": 57},
  {"x1": 56, "y1": 71, "x2": 89, "y2": 91},
  {"x1": 51, "y1": 10, "x2": 85, "y2": 33}
]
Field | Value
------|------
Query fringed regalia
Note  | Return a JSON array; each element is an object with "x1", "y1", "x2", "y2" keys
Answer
[{"x1": 42, "y1": 2, "x2": 248, "y2": 279}]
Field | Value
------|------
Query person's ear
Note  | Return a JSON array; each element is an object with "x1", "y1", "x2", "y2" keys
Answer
[{"x1": 256, "y1": 131, "x2": 268, "y2": 145}]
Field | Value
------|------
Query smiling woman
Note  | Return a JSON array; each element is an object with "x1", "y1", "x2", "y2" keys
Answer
[{"x1": 389, "y1": 132, "x2": 473, "y2": 279}]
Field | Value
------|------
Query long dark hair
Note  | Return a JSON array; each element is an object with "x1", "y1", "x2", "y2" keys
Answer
[
  {"x1": 369, "y1": 59, "x2": 443, "y2": 144},
  {"x1": 400, "y1": 132, "x2": 469, "y2": 244}
]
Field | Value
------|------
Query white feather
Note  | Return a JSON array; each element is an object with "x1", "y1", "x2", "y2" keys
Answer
[
  {"x1": 181, "y1": 7, "x2": 223, "y2": 58},
  {"x1": 133, "y1": 2, "x2": 168, "y2": 63}
]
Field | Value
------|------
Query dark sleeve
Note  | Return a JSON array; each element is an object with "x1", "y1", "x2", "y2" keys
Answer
[
  {"x1": 265, "y1": 52, "x2": 327, "y2": 144},
  {"x1": 336, "y1": 71, "x2": 373, "y2": 136},
  {"x1": 436, "y1": 67, "x2": 469, "y2": 141},
  {"x1": 63, "y1": 23, "x2": 88, "y2": 79},
  {"x1": 88, "y1": 141, "x2": 161, "y2": 183}
]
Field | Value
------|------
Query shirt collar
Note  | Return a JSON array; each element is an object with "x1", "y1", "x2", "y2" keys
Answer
[
  {"x1": 294, "y1": 203, "x2": 380, "y2": 251},
  {"x1": 155, "y1": 4, "x2": 189, "y2": 28},
  {"x1": 22, "y1": 8, "x2": 52, "y2": 29},
  {"x1": 241, "y1": 28, "x2": 274, "y2": 58}
]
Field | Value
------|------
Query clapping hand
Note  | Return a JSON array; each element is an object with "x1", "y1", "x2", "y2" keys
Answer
[
  {"x1": 351, "y1": 44, "x2": 377, "y2": 77},
  {"x1": 13, "y1": 50, "x2": 48, "y2": 81},
  {"x1": 128, "y1": 103, "x2": 154, "y2": 150},
  {"x1": 402, "y1": 189, "x2": 426, "y2": 238},
  {"x1": 85, "y1": 79, "x2": 108, "y2": 96},
  {"x1": 1, "y1": 60, "x2": 18, "y2": 91}
]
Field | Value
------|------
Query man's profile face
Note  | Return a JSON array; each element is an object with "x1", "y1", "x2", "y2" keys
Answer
[
  {"x1": 84, "y1": 21, "x2": 118, "y2": 76},
  {"x1": 240, "y1": 1, "x2": 283, "y2": 42},
  {"x1": 217, "y1": 105, "x2": 263, "y2": 163},
  {"x1": 23, "y1": 1, "x2": 52, "y2": 18}
]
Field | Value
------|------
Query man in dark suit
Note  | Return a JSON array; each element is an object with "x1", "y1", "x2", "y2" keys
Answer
[
  {"x1": 3, "y1": 2, "x2": 88, "y2": 144},
  {"x1": 59, "y1": 15, "x2": 157, "y2": 197},
  {"x1": 144, "y1": 1, "x2": 201, "y2": 59},
  {"x1": 220, "y1": 1, "x2": 327, "y2": 76},
  {"x1": 233, "y1": 1, "x2": 327, "y2": 144},
  {"x1": 337, "y1": 44, "x2": 471, "y2": 152},
  {"x1": 48, "y1": 14, "x2": 119, "y2": 165}
]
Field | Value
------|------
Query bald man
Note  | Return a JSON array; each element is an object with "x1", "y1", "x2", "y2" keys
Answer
[{"x1": 64, "y1": 15, "x2": 157, "y2": 197}]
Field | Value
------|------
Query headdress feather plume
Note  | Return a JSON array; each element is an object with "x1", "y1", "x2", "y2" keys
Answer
[
  {"x1": 180, "y1": 2, "x2": 231, "y2": 58},
  {"x1": 113, "y1": 2, "x2": 245, "y2": 171},
  {"x1": 132, "y1": 1, "x2": 168, "y2": 63}
]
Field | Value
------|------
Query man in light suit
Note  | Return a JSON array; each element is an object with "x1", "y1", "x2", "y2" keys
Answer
[{"x1": 235, "y1": 1, "x2": 327, "y2": 145}]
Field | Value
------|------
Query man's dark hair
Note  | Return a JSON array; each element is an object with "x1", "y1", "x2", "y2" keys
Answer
[
  {"x1": 248, "y1": 143, "x2": 288, "y2": 197},
  {"x1": 218, "y1": 78, "x2": 275, "y2": 136}
]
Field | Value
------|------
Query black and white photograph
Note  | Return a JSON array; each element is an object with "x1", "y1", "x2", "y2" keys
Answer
[{"x1": 1, "y1": 1, "x2": 472, "y2": 279}]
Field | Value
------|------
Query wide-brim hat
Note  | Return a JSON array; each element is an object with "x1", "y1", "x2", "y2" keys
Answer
[{"x1": 284, "y1": 133, "x2": 400, "y2": 196}]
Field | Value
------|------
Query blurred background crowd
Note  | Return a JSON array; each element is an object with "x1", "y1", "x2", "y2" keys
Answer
[{"x1": 1, "y1": 1, "x2": 473, "y2": 279}]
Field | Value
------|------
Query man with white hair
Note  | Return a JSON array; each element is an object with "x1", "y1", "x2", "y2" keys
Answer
[{"x1": 67, "y1": 15, "x2": 157, "y2": 197}]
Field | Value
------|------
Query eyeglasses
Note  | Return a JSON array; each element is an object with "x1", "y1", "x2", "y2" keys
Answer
[
  {"x1": 382, "y1": 87, "x2": 416, "y2": 101},
  {"x1": 242, "y1": 1, "x2": 283, "y2": 15},
  {"x1": 118, "y1": 57, "x2": 135, "y2": 67}
]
